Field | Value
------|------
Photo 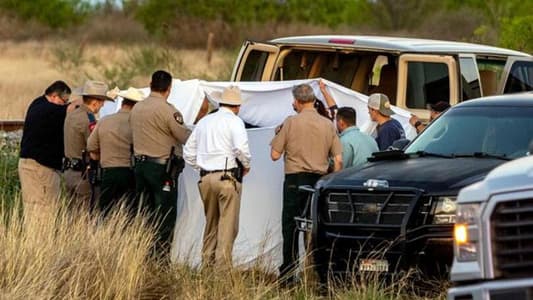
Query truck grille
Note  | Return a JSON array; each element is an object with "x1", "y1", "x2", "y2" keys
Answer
[
  {"x1": 324, "y1": 191, "x2": 417, "y2": 225},
  {"x1": 491, "y1": 198, "x2": 533, "y2": 279}
]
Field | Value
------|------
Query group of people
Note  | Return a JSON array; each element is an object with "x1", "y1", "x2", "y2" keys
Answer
[
  {"x1": 18, "y1": 72, "x2": 433, "y2": 276},
  {"x1": 19, "y1": 71, "x2": 190, "y2": 255}
]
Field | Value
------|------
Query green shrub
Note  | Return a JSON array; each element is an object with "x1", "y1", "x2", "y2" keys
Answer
[
  {"x1": 0, "y1": 0, "x2": 91, "y2": 29},
  {"x1": 499, "y1": 15, "x2": 533, "y2": 53}
]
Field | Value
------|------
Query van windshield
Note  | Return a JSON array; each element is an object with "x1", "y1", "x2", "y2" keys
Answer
[{"x1": 405, "y1": 106, "x2": 533, "y2": 159}]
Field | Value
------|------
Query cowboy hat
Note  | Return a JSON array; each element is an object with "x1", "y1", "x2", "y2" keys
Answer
[
  {"x1": 117, "y1": 87, "x2": 145, "y2": 102},
  {"x1": 77, "y1": 80, "x2": 114, "y2": 101},
  {"x1": 208, "y1": 86, "x2": 243, "y2": 106}
]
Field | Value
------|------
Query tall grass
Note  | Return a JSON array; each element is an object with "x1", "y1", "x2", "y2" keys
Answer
[{"x1": 0, "y1": 139, "x2": 444, "y2": 299}]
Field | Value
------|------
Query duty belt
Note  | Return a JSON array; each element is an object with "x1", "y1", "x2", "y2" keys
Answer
[
  {"x1": 200, "y1": 168, "x2": 237, "y2": 177},
  {"x1": 63, "y1": 158, "x2": 85, "y2": 172},
  {"x1": 134, "y1": 155, "x2": 168, "y2": 165}
]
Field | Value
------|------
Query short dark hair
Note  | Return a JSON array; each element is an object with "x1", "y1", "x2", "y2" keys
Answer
[
  {"x1": 336, "y1": 106, "x2": 356, "y2": 126},
  {"x1": 45, "y1": 80, "x2": 71, "y2": 97},
  {"x1": 150, "y1": 70, "x2": 172, "y2": 93},
  {"x1": 122, "y1": 99, "x2": 137, "y2": 107}
]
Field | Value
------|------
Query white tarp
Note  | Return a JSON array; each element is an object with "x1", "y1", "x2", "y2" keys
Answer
[{"x1": 100, "y1": 78, "x2": 417, "y2": 271}]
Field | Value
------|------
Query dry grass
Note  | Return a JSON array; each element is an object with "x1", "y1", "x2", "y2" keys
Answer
[
  {"x1": 0, "y1": 40, "x2": 235, "y2": 120},
  {"x1": 0, "y1": 194, "x2": 446, "y2": 299}
]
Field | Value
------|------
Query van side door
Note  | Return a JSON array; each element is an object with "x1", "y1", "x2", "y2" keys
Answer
[
  {"x1": 397, "y1": 54, "x2": 459, "y2": 120},
  {"x1": 499, "y1": 57, "x2": 533, "y2": 94},
  {"x1": 231, "y1": 41, "x2": 280, "y2": 81}
]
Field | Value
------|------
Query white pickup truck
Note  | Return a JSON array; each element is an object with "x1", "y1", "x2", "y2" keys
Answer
[
  {"x1": 232, "y1": 35, "x2": 533, "y2": 119},
  {"x1": 449, "y1": 153, "x2": 533, "y2": 299}
]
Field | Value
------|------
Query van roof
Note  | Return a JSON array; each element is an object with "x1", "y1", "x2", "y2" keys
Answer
[{"x1": 269, "y1": 35, "x2": 530, "y2": 57}]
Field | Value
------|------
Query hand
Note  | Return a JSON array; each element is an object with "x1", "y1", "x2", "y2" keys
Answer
[
  {"x1": 319, "y1": 79, "x2": 326, "y2": 91},
  {"x1": 409, "y1": 114, "x2": 419, "y2": 127}
]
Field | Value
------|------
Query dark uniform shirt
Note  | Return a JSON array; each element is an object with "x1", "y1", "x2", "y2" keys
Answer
[
  {"x1": 375, "y1": 118, "x2": 405, "y2": 150},
  {"x1": 20, "y1": 95, "x2": 68, "y2": 170}
]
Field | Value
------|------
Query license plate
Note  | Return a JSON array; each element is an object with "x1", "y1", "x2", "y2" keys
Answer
[{"x1": 359, "y1": 259, "x2": 389, "y2": 272}]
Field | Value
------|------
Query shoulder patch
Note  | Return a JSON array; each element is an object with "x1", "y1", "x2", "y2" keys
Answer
[{"x1": 174, "y1": 112, "x2": 184, "y2": 125}]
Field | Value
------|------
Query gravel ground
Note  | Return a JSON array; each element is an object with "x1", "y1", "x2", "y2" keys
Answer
[{"x1": 0, "y1": 130, "x2": 22, "y2": 154}]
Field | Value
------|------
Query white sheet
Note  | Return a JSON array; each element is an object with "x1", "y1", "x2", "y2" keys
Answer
[{"x1": 100, "y1": 78, "x2": 417, "y2": 271}]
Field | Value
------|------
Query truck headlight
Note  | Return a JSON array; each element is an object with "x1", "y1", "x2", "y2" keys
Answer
[
  {"x1": 454, "y1": 203, "x2": 481, "y2": 262},
  {"x1": 432, "y1": 196, "x2": 457, "y2": 224}
]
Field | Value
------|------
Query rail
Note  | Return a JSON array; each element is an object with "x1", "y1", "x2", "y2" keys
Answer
[{"x1": 0, "y1": 120, "x2": 24, "y2": 132}]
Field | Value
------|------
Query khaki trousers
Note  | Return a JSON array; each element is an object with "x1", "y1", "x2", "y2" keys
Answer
[
  {"x1": 64, "y1": 169, "x2": 91, "y2": 206},
  {"x1": 18, "y1": 158, "x2": 61, "y2": 222},
  {"x1": 198, "y1": 172, "x2": 242, "y2": 267}
]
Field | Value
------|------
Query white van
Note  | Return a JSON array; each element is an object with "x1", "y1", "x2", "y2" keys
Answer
[{"x1": 231, "y1": 35, "x2": 533, "y2": 119}]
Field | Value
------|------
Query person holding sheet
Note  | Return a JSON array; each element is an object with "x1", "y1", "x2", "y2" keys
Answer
[
  {"x1": 183, "y1": 86, "x2": 252, "y2": 268},
  {"x1": 270, "y1": 83, "x2": 342, "y2": 283}
]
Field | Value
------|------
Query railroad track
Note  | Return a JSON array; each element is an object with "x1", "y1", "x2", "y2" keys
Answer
[{"x1": 0, "y1": 120, "x2": 24, "y2": 132}]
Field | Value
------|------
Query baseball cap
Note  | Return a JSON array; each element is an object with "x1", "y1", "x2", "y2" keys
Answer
[{"x1": 368, "y1": 93, "x2": 394, "y2": 116}]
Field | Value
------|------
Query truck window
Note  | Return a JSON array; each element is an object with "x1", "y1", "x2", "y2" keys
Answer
[
  {"x1": 241, "y1": 50, "x2": 269, "y2": 81},
  {"x1": 503, "y1": 61, "x2": 533, "y2": 93},
  {"x1": 459, "y1": 57, "x2": 481, "y2": 100},
  {"x1": 406, "y1": 62, "x2": 450, "y2": 109}
]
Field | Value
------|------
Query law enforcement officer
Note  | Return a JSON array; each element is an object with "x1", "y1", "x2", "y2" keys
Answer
[
  {"x1": 87, "y1": 87, "x2": 145, "y2": 215},
  {"x1": 184, "y1": 86, "x2": 252, "y2": 267},
  {"x1": 130, "y1": 70, "x2": 191, "y2": 254},
  {"x1": 64, "y1": 80, "x2": 114, "y2": 207},
  {"x1": 19, "y1": 80, "x2": 73, "y2": 221},
  {"x1": 270, "y1": 83, "x2": 343, "y2": 282}
]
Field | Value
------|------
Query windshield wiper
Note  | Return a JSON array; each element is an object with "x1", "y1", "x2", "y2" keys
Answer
[
  {"x1": 454, "y1": 152, "x2": 512, "y2": 161},
  {"x1": 410, "y1": 151, "x2": 454, "y2": 159}
]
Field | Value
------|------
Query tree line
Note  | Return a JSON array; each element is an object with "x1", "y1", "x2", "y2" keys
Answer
[{"x1": 0, "y1": 0, "x2": 531, "y2": 52}]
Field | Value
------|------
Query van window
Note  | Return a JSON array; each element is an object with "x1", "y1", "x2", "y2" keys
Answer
[
  {"x1": 275, "y1": 50, "x2": 317, "y2": 80},
  {"x1": 241, "y1": 50, "x2": 269, "y2": 81},
  {"x1": 274, "y1": 50, "x2": 359, "y2": 88},
  {"x1": 406, "y1": 62, "x2": 450, "y2": 109},
  {"x1": 459, "y1": 57, "x2": 481, "y2": 100},
  {"x1": 476, "y1": 58, "x2": 505, "y2": 96},
  {"x1": 504, "y1": 61, "x2": 533, "y2": 93}
]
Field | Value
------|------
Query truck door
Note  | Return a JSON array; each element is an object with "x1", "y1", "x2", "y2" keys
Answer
[
  {"x1": 231, "y1": 41, "x2": 280, "y2": 81},
  {"x1": 499, "y1": 57, "x2": 533, "y2": 94},
  {"x1": 397, "y1": 54, "x2": 459, "y2": 120}
]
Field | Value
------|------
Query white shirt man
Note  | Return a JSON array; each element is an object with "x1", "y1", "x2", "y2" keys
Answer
[{"x1": 183, "y1": 86, "x2": 251, "y2": 267}]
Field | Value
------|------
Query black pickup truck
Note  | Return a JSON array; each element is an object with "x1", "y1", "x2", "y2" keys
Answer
[{"x1": 298, "y1": 94, "x2": 533, "y2": 279}]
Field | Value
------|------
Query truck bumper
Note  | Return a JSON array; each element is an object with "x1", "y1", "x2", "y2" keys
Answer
[{"x1": 448, "y1": 278, "x2": 533, "y2": 300}]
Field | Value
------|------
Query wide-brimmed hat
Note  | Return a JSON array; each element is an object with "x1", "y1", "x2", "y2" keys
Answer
[
  {"x1": 368, "y1": 93, "x2": 394, "y2": 116},
  {"x1": 117, "y1": 87, "x2": 145, "y2": 102},
  {"x1": 208, "y1": 86, "x2": 243, "y2": 106},
  {"x1": 77, "y1": 80, "x2": 114, "y2": 101}
]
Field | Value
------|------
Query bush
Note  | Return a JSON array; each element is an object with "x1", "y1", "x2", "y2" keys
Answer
[
  {"x1": 499, "y1": 15, "x2": 533, "y2": 53},
  {"x1": 0, "y1": 0, "x2": 91, "y2": 29}
]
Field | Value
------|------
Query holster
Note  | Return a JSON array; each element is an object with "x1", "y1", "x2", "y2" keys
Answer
[{"x1": 166, "y1": 156, "x2": 185, "y2": 180}]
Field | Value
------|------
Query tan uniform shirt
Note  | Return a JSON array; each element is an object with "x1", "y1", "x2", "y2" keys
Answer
[
  {"x1": 87, "y1": 109, "x2": 132, "y2": 168},
  {"x1": 64, "y1": 104, "x2": 94, "y2": 159},
  {"x1": 130, "y1": 92, "x2": 191, "y2": 159},
  {"x1": 271, "y1": 108, "x2": 342, "y2": 174}
]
